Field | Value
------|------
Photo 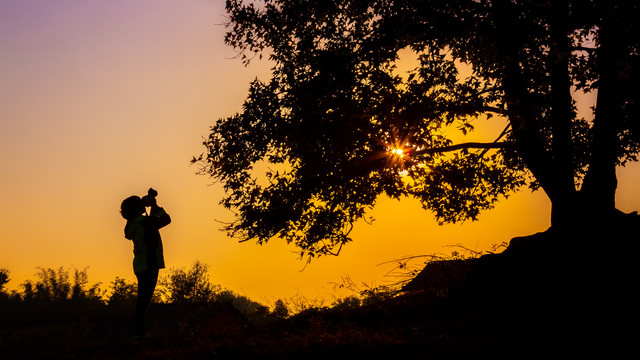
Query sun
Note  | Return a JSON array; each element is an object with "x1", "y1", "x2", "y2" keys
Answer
[
  {"x1": 385, "y1": 142, "x2": 417, "y2": 174},
  {"x1": 391, "y1": 148, "x2": 404, "y2": 157}
]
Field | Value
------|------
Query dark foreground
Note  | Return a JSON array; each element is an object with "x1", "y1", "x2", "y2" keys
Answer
[
  {"x1": 0, "y1": 290, "x2": 633, "y2": 360},
  {"x1": 2, "y1": 224, "x2": 637, "y2": 359}
]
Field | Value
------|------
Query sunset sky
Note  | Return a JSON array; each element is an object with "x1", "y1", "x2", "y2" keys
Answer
[{"x1": 2, "y1": 0, "x2": 639, "y2": 305}]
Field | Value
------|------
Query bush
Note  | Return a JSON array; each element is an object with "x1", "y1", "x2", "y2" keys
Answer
[
  {"x1": 0, "y1": 268, "x2": 9, "y2": 292},
  {"x1": 331, "y1": 296, "x2": 361, "y2": 311},
  {"x1": 107, "y1": 277, "x2": 138, "y2": 306},
  {"x1": 159, "y1": 261, "x2": 220, "y2": 303},
  {"x1": 272, "y1": 299, "x2": 290, "y2": 320},
  {"x1": 1, "y1": 267, "x2": 106, "y2": 326},
  {"x1": 21, "y1": 267, "x2": 104, "y2": 304},
  {"x1": 157, "y1": 261, "x2": 280, "y2": 324}
]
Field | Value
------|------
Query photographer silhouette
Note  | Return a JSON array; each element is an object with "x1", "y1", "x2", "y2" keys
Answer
[{"x1": 120, "y1": 188, "x2": 171, "y2": 338}]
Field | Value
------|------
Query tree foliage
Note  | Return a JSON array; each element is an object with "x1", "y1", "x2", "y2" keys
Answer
[{"x1": 196, "y1": 0, "x2": 640, "y2": 258}]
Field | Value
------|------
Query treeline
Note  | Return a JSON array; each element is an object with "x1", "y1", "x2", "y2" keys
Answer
[{"x1": 0, "y1": 262, "x2": 289, "y2": 327}]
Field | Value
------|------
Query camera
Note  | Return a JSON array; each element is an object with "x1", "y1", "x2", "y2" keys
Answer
[{"x1": 141, "y1": 188, "x2": 158, "y2": 207}]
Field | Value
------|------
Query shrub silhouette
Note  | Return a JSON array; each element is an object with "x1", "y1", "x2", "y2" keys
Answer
[
  {"x1": 332, "y1": 296, "x2": 361, "y2": 311},
  {"x1": 159, "y1": 261, "x2": 219, "y2": 303},
  {"x1": 157, "y1": 261, "x2": 280, "y2": 325},
  {"x1": 21, "y1": 267, "x2": 104, "y2": 304},
  {"x1": 0, "y1": 268, "x2": 9, "y2": 292},
  {"x1": 107, "y1": 277, "x2": 137, "y2": 306},
  {"x1": 271, "y1": 299, "x2": 290, "y2": 320},
  {"x1": 0, "y1": 267, "x2": 106, "y2": 327},
  {"x1": 1, "y1": 261, "x2": 306, "y2": 359}
]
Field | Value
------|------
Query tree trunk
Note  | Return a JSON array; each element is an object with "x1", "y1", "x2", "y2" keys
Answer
[
  {"x1": 493, "y1": 0, "x2": 623, "y2": 229},
  {"x1": 580, "y1": 4, "x2": 623, "y2": 219},
  {"x1": 548, "y1": 0, "x2": 577, "y2": 228},
  {"x1": 492, "y1": 0, "x2": 557, "y2": 202}
]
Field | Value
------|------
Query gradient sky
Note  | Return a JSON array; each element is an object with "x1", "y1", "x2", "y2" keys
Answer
[{"x1": 2, "y1": 0, "x2": 639, "y2": 305}]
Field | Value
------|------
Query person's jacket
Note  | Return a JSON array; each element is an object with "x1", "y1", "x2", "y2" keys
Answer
[{"x1": 124, "y1": 207, "x2": 171, "y2": 273}]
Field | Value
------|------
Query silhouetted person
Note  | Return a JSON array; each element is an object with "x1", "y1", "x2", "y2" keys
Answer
[{"x1": 120, "y1": 188, "x2": 171, "y2": 339}]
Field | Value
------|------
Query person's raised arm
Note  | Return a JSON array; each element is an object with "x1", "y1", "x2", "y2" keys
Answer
[{"x1": 148, "y1": 197, "x2": 171, "y2": 229}]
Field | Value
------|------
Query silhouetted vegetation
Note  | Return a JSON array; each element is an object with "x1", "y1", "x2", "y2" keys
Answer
[
  {"x1": 0, "y1": 262, "x2": 296, "y2": 358},
  {"x1": 157, "y1": 261, "x2": 274, "y2": 324},
  {"x1": 0, "y1": 267, "x2": 105, "y2": 326},
  {"x1": 1, "y1": 230, "x2": 636, "y2": 359},
  {"x1": 160, "y1": 261, "x2": 218, "y2": 304},
  {"x1": 0, "y1": 268, "x2": 9, "y2": 293}
]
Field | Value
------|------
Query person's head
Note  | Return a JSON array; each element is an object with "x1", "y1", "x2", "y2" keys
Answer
[{"x1": 120, "y1": 196, "x2": 145, "y2": 220}]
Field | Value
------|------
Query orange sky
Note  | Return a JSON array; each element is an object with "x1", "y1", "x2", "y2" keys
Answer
[{"x1": 2, "y1": 0, "x2": 639, "y2": 305}]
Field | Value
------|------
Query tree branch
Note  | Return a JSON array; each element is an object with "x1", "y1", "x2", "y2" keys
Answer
[
  {"x1": 412, "y1": 141, "x2": 513, "y2": 156},
  {"x1": 481, "y1": 106, "x2": 508, "y2": 116},
  {"x1": 571, "y1": 46, "x2": 596, "y2": 52}
]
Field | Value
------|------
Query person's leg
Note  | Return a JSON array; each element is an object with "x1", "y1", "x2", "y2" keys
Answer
[{"x1": 134, "y1": 269, "x2": 159, "y2": 337}]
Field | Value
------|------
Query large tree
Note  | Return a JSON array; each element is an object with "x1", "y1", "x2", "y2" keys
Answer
[{"x1": 196, "y1": 0, "x2": 640, "y2": 260}]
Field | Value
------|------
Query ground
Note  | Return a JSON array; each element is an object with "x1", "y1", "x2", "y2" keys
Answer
[{"x1": 1, "y1": 222, "x2": 637, "y2": 359}]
